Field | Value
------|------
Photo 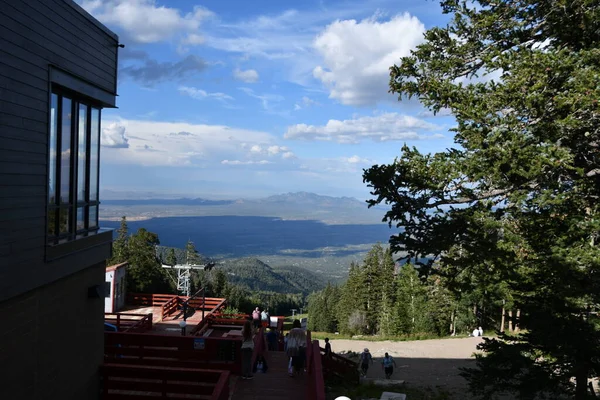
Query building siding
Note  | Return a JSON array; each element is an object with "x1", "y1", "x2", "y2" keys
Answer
[
  {"x1": 0, "y1": 263, "x2": 106, "y2": 400},
  {"x1": 0, "y1": 0, "x2": 118, "y2": 299}
]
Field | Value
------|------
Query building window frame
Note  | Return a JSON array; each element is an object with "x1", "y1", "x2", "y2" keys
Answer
[{"x1": 47, "y1": 86, "x2": 102, "y2": 246}]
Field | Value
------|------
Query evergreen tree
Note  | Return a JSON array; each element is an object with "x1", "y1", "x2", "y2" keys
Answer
[
  {"x1": 363, "y1": 0, "x2": 600, "y2": 397},
  {"x1": 336, "y1": 262, "x2": 364, "y2": 334},
  {"x1": 126, "y1": 228, "x2": 169, "y2": 293},
  {"x1": 165, "y1": 248, "x2": 177, "y2": 266},
  {"x1": 108, "y1": 216, "x2": 129, "y2": 265},
  {"x1": 185, "y1": 240, "x2": 201, "y2": 265},
  {"x1": 395, "y1": 264, "x2": 428, "y2": 334}
]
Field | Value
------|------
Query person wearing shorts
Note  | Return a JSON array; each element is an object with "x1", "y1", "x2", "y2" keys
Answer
[{"x1": 381, "y1": 352, "x2": 397, "y2": 379}]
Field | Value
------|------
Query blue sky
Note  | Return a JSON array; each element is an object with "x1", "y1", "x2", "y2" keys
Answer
[{"x1": 78, "y1": 0, "x2": 457, "y2": 200}]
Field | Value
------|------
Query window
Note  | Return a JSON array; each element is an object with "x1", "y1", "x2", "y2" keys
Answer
[
  {"x1": 47, "y1": 90, "x2": 101, "y2": 244},
  {"x1": 104, "y1": 281, "x2": 111, "y2": 298}
]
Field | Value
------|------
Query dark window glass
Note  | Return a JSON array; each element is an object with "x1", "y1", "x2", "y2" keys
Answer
[
  {"x1": 76, "y1": 206, "x2": 85, "y2": 231},
  {"x1": 60, "y1": 97, "x2": 72, "y2": 204},
  {"x1": 90, "y1": 108, "x2": 100, "y2": 202},
  {"x1": 77, "y1": 104, "x2": 88, "y2": 204},
  {"x1": 47, "y1": 91, "x2": 103, "y2": 245},
  {"x1": 59, "y1": 207, "x2": 70, "y2": 235},
  {"x1": 89, "y1": 205, "x2": 98, "y2": 229},
  {"x1": 105, "y1": 281, "x2": 111, "y2": 298},
  {"x1": 49, "y1": 94, "x2": 58, "y2": 204}
]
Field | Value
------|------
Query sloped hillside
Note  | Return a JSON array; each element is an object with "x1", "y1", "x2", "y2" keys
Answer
[{"x1": 219, "y1": 258, "x2": 325, "y2": 294}]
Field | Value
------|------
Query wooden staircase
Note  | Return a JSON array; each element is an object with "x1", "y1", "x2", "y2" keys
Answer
[{"x1": 231, "y1": 351, "x2": 307, "y2": 400}]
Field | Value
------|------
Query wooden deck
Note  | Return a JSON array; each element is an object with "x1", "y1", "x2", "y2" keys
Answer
[{"x1": 231, "y1": 351, "x2": 307, "y2": 400}]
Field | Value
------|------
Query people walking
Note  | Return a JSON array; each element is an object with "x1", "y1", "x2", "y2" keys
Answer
[
  {"x1": 286, "y1": 320, "x2": 307, "y2": 377},
  {"x1": 381, "y1": 352, "x2": 397, "y2": 379},
  {"x1": 359, "y1": 348, "x2": 373, "y2": 377}
]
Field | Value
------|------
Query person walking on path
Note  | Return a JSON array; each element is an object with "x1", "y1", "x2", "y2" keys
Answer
[
  {"x1": 241, "y1": 320, "x2": 255, "y2": 380},
  {"x1": 381, "y1": 352, "x2": 397, "y2": 379},
  {"x1": 359, "y1": 348, "x2": 373, "y2": 377},
  {"x1": 324, "y1": 338, "x2": 332, "y2": 358},
  {"x1": 286, "y1": 319, "x2": 307, "y2": 377}
]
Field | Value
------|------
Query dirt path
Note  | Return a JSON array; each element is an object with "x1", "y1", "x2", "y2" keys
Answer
[{"x1": 329, "y1": 337, "x2": 484, "y2": 394}]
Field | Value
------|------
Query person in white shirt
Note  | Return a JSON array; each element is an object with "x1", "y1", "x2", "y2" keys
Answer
[{"x1": 472, "y1": 328, "x2": 480, "y2": 337}]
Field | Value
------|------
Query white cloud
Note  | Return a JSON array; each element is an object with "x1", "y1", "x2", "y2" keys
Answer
[
  {"x1": 182, "y1": 33, "x2": 206, "y2": 46},
  {"x1": 346, "y1": 155, "x2": 371, "y2": 164},
  {"x1": 221, "y1": 160, "x2": 272, "y2": 165},
  {"x1": 284, "y1": 112, "x2": 442, "y2": 143},
  {"x1": 267, "y1": 145, "x2": 289, "y2": 155},
  {"x1": 313, "y1": 13, "x2": 425, "y2": 106},
  {"x1": 250, "y1": 145, "x2": 263, "y2": 153},
  {"x1": 179, "y1": 86, "x2": 233, "y2": 102},
  {"x1": 239, "y1": 87, "x2": 285, "y2": 113},
  {"x1": 80, "y1": 0, "x2": 214, "y2": 44},
  {"x1": 101, "y1": 122, "x2": 129, "y2": 148},
  {"x1": 100, "y1": 118, "x2": 282, "y2": 167},
  {"x1": 294, "y1": 96, "x2": 319, "y2": 110},
  {"x1": 233, "y1": 68, "x2": 260, "y2": 83},
  {"x1": 282, "y1": 151, "x2": 296, "y2": 159}
]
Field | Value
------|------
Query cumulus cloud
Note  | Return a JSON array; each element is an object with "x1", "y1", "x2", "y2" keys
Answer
[
  {"x1": 267, "y1": 145, "x2": 289, "y2": 155},
  {"x1": 179, "y1": 86, "x2": 233, "y2": 102},
  {"x1": 120, "y1": 55, "x2": 206, "y2": 86},
  {"x1": 221, "y1": 160, "x2": 272, "y2": 165},
  {"x1": 346, "y1": 155, "x2": 371, "y2": 164},
  {"x1": 282, "y1": 151, "x2": 296, "y2": 159},
  {"x1": 284, "y1": 113, "x2": 442, "y2": 144},
  {"x1": 250, "y1": 145, "x2": 263, "y2": 153},
  {"x1": 101, "y1": 122, "x2": 129, "y2": 148},
  {"x1": 233, "y1": 68, "x2": 259, "y2": 83},
  {"x1": 313, "y1": 13, "x2": 425, "y2": 106},
  {"x1": 99, "y1": 118, "x2": 298, "y2": 168},
  {"x1": 79, "y1": 0, "x2": 214, "y2": 44}
]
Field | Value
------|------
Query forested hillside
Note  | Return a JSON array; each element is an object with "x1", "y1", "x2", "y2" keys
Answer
[{"x1": 219, "y1": 258, "x2": 325, "y2": 294}]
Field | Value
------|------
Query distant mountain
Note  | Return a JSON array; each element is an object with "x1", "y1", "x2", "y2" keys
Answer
[
  {"x1": 259, "y1": 192, "x2": 365, "y2": 208},
  {"x1": 103, "y1": 198, "x2": 234, "y2": 206},
  {"x1": 100, "y1": 191, "x2": 385, "y2": 225}
]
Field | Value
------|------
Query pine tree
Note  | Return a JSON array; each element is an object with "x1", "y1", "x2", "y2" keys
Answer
[
  {"x1": 109, "y1": 216, "x2": 129, "y2": 265},
  {"x1": 363, "y1": 0, "x2": 600, "y2": 397},
  {"x1": 126, "y1": 228, "x2": 168, "y2": 293},
  {"x1": 165, "y1": 248, "x2": 177, "y2": 266},
  {"x1": 185, "y1": 239, "x2": 201, "y2": 265}
]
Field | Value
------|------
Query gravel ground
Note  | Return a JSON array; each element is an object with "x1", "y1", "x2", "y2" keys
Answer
[{"x1": 329, "y1": 337, "x2": 485, "y2": 396}]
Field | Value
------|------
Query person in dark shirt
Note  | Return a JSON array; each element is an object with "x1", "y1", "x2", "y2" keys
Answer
[
  {"x1": 266, "y1": 328, "x2": 278, "y2": 351},
  {"x1": 324, "y1": 338, "x2": 332, "y2": 358}
]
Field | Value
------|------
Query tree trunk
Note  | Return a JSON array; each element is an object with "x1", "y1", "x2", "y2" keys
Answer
[
  {"x1": 500, "y1": 306, "x2": 505, "y2": 333},
  {"x1": 514, "y1": 309, "x2": 520, "y2": 332},
  {"x1": 508, "y1": 310, "x2": 513, "y2": 332}
]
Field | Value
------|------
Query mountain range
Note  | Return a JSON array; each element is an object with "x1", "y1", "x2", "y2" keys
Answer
[{"x1": 100, "y1": 191, "x2": 387, "y2": 225}]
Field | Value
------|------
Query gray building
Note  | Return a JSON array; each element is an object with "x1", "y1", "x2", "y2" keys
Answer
[{"x1": 0, "y1": 0, "x2": 119, "y2": 398}]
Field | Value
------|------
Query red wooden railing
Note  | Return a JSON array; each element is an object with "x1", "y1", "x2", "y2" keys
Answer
[
  {"x1": 305, "y1": 331, "x2": 326, "y2": 400},
  {"x1": 101, "y1": 363, "x2": 230, "y2": 400},
  {"x1": 251, "y1": 326, "x2": 266, "y2": 367},
  {"x1": 104, "y1": 331, "x2": 243, "y2": 374},
  {"x1": 160, "y1": 296, "x2": 180, "y2": 321},
  {"x1": 104, "y1": 313, "x2": 153, "y2": 332},
  {"x1": 127, "y1": 293, "x2": 176, "y2": 307},
  {"x1": 320, "y1": 346, "x2": 359, "y2": 383}
]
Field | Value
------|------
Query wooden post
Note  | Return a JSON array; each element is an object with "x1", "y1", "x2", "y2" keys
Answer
[
  {"x1": 515, "y1": 309, "x2": 520, "y2": 332},
  {"x1": 508, "y1": 310, "x2": 513, "y2": 332}
]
